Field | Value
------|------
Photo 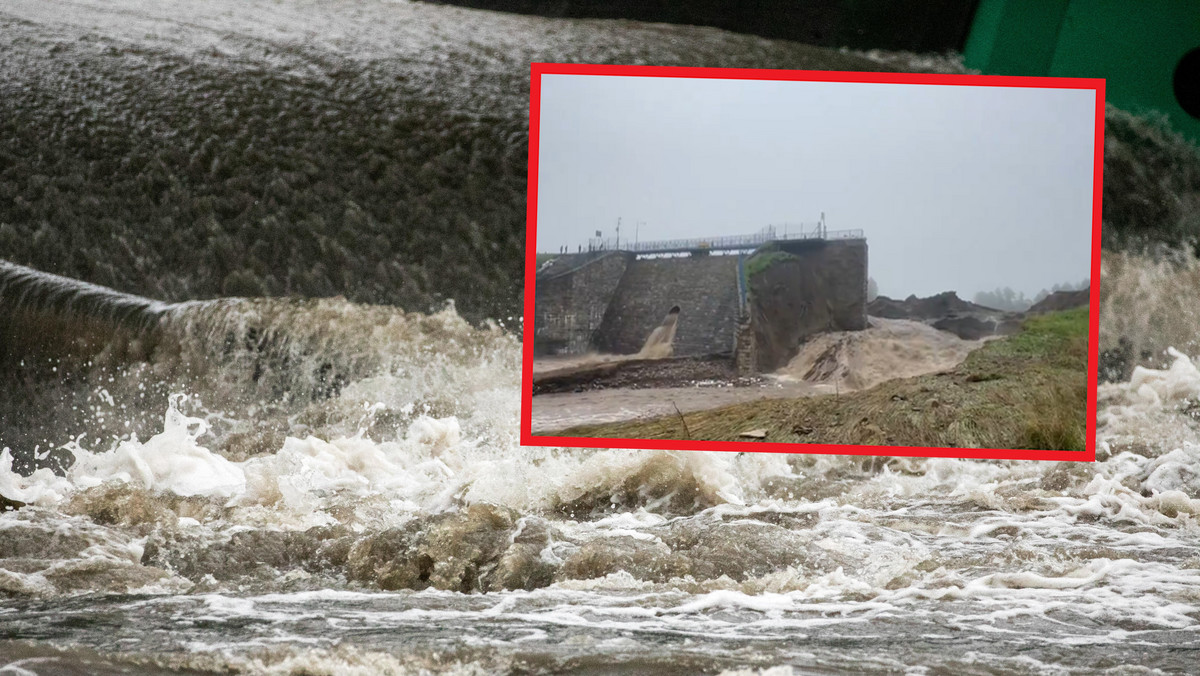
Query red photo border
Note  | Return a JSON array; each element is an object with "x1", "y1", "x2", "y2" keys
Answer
[{"x1": 520, "y1": 62, "x2": 1104, "y2": 462}]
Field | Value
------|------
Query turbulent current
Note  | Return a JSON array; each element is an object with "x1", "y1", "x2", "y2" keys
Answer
[
  {"x1": 2, "y1": 0, "x2": 1200, "y2": 674},
  {"x1": 2, "y1": 259, "x2": 1199, "y2": 675}
]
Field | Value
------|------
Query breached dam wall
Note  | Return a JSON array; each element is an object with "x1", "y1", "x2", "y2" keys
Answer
[
  {"x1": 534, "y1": 240, "x2": 869, "y2": 363},
  {"x1": 749, "y1": 239, "x2": 869, "y2": 372}
]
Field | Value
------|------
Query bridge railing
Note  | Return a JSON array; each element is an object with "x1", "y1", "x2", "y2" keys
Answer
[{"x1": 585, "y1": 228, "x2": 864, "y2": 254}]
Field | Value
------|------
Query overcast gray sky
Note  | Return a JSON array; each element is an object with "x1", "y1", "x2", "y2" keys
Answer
[{"x1": 535, "y1": 73, "x2": 1096, "y2": 300}]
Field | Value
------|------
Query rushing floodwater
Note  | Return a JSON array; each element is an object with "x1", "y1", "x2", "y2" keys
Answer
[
  {"x1": 531, "y1": 317, "x2": 989, "y2": 434},
  {"x1": 0, "y1": 254, "x2": 1198, "y2": 675},
  {"x1": 2, "y1": 0, "x2": 1200, "y2": 674}
]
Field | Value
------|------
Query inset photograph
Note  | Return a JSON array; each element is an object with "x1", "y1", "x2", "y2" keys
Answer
[{"x1": 523, "y1": 65, "x2": 1102, "y2": 459}]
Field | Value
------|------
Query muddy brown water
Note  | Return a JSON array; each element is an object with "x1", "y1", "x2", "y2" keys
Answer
[
  {"x1": 2, "y1": 1, "x2": 1200, "y2": 674},
  {"x1": 531, "y1": 382, "x2": 824, "y2": 434}
]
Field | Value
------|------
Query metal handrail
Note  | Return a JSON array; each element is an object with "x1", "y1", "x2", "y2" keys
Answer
[{"x1": 585, "y1": 228, "x2": 864, "y2": 254}]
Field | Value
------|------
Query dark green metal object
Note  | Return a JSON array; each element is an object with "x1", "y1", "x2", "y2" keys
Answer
[{"x1": 964, "y1": 0, "x2": 1200, "y2": 144}]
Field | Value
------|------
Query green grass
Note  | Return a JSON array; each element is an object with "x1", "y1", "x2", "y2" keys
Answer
[
  {"x1": 976, "y1": 308, "x2": 1089, "y2": 365},
  {"x1": 556, "y1": 308, "x2": 1089, "y2": 451},
  {"x1": 744, "y1": 249, "x2": 797, "y2": 279}
]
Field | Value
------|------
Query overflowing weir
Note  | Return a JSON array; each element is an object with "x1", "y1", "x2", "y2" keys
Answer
[
  {"x1": 0, "y1": 260, "x2": 171, "y2": 331},
  {"x1": 0, "y1": 259, "x2": 517, "y2": 474}
]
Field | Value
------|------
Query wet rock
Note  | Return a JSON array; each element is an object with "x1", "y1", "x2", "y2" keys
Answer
[
  {"x1": 932, "y1": 315, "x2": 996, "y2": 340},
  {"x1": 1040, "y1": 461, "x2": 1098, "y2": 492},
  {"x1": 0, "y1": 511, "x2": 183, "y2": 596},
  {"x1": 39, "y1": 558, "x2": 176, "y2": 595},
  {"x1": 345, "y1": 526, "x2": 429, "y2": 591},
  {"x1": 0, "y1": 495, "x2": 24, "y2": 512},
  {"x1": 423, "y1": 504, "x2": 520, "y2": 592},
  {"x1": 0, "y1": 519, "x2": 96, "y2": 560},
  {"x1": 65, "y1": 483, "x2": 224, "y2": 529}
]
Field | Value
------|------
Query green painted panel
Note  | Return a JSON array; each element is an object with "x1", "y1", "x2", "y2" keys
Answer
[
  {"x1": 962, "y1": 0, "x2": 1008, "y2": 70},
  {"x1": 964, "y1": 0, "x2": 1070, "y2": 75},
  {"x1": 965, "y1": 0, "x2": 1200, "y2": 143},
  {"x1": 1049, "y1": 0, "x2": 1200, "y2": 142}
]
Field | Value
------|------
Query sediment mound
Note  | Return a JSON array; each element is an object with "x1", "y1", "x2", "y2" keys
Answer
[
  {"x1": 868, "y1": 291, "x2": 1022, "y2": 340},
  {"x1": 868, "y1": 291, "x2": 996, "y2": 320},
  {"x1": 931, "y1": 314, "x2": 1011, "y2": 340},
  {"x1": 773, "y1": 317, "x2": 985, "y2": 391},
  {"x1": 1029, "y1": 288, "x2": 1090, "y2": 314}
]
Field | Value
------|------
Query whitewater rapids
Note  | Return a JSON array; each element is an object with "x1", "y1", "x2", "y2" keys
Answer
[
  {"x1": 1, "y1": 0, "x2": 1198, "y2": 673},
  {"x1": 1, "y1": 265, "x2": 1198, "y2": 673}
]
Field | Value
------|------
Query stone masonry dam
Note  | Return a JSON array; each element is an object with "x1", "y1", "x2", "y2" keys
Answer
[{"x1": 533, "y1": 232, "x2": 868, "y2": 373}]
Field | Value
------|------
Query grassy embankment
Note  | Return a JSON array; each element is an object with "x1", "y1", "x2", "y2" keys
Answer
[{"x1": 555, "y1": 307, "x2": 1089, "y2": 451}]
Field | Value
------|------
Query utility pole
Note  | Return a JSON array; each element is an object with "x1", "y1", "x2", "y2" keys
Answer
[{"x1": 616, "y1": 217, "x2": 621, "y2": 250}]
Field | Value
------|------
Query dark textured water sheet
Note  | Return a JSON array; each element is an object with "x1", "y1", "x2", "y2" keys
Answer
[{"x1": 1, "y1": 590, "x2": 1198, "y2": 673}]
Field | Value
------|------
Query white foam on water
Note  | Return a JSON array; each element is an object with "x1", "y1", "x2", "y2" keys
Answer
[
  {"x1": 0, "y1": 450, "x2": 73, "y2": 508},
  {"x1": 178, "y1": 644, "x2": 502, "y2": 676},
  {"x1": 0, "y1": 661, "x2": 44, "y2": 676},
  {"x1": 0, "y1": 402, "x2": 244, "y2": 507},
  {"x1": 2, "y1": 390, "x2": 797, "y2": 534},
  {"x1": 65, "y1": 396, "x2": 246, "y2": 499},
  {"x1": 717, "y1": 666, "x2": 799, "y2": 676}
]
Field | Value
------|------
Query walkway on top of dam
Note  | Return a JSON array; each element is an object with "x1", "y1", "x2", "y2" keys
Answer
[{"x1": 588, "y1": 227, "x2": 865, "y2": 256}]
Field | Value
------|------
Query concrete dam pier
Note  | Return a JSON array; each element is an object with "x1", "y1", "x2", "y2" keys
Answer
[{"x1": 533, "y1": 232, "x2": 868, "y2": 374}]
